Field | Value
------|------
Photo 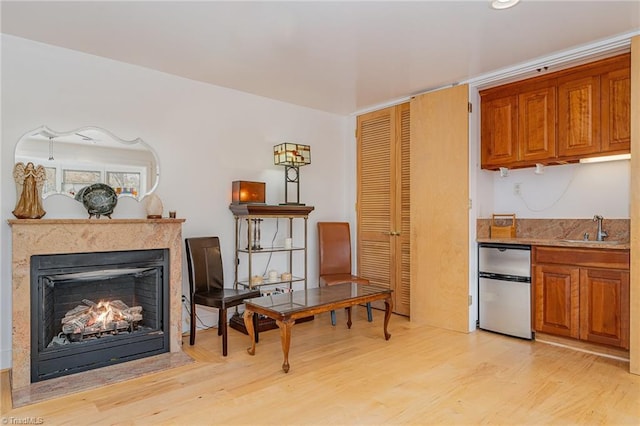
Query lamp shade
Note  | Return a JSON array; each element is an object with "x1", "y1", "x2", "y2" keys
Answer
[
  {"x1": 273, "y1": 143, "x2": 311, "y2": 167},
  {"x1": 231, "y1": 181, "x2": 265, "y2": 204}
]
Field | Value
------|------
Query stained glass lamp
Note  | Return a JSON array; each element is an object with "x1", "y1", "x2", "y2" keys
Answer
[{"x1": 273, "y1": 143, "x2": 311, "y2": 205}]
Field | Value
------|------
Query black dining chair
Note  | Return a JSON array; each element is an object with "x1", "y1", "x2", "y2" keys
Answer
[{"x1": 185, "y1": 236, "x2": 261, "y2": 356}]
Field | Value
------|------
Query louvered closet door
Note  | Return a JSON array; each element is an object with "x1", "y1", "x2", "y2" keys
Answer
[
  {"x1": 357, "y1": 103, "x2": 410, "y2": 316},
  {"x1": 397, "y1": 105, "x2": 411, "y2": 316}
]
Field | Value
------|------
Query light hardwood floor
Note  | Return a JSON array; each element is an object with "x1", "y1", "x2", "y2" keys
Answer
[{"x1": 2, "y1": 308, "x2": 639, "y2": 425}]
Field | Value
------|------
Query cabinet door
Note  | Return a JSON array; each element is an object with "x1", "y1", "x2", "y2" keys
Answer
[
  {"x1": 579, "y1": 268, "x2": 630, "y2": 349},
  {"x1": 356, "y1": 103, "x2": 410, "y2": 316},
  {"x1": 518, "y1": 85, "x2": 557, "y2": 162},
  {"x1": 534, "y1": 264, "x2": 580, "y2": 338},
  {"x1": 601, "y1": 67, "x2": 631, "y2": 153},
  {"x1": 557, "y1": 75, "x2": 600, "y2": 157},
  {"x1": 481, "y1": 93, "x2": 518, "y2": 167}
]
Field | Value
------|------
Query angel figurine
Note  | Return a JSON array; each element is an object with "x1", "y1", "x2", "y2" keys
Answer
[{"x1": 12, "y1": 162, "x2": 47, "y2": 219}]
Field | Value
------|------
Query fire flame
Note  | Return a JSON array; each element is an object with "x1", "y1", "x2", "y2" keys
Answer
[
  {"x1": 94, "y1": 301, "x2": 114, "y2": 326},
  {"x1": 86, "y1": 300, "x2": 126, "y2": 328}
]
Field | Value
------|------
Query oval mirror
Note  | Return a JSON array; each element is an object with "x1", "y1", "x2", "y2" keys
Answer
[{"x1": 14, "y1": 126, "x2": 159, "y2": 201}]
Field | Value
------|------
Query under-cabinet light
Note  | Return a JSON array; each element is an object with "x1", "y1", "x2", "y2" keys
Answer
[
  {"x1": 491, "y1": 0, "x2": 520, "y2": 10},
  {"x1": 579, "y1": 154, "x2": 631, "y2": 164}
]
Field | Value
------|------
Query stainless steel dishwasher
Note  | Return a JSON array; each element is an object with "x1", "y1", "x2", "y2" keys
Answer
[{"x1": 478, "y1": 243, "x2": 532, "y2": 339}]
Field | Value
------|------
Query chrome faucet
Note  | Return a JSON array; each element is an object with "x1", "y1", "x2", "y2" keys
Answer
[{"x1": 593, "y1": 215, "x2": 608, "y2": 241}]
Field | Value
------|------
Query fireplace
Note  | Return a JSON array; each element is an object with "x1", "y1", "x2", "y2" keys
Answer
[
  {"x1": 30, "y1": 249, "x2": 170, "y2": 382},
  {"x1": 10, "y1": 219, "x2": 185, "y2": 398}
]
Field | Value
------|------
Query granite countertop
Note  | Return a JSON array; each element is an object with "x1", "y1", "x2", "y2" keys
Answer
[{"x1": 476, "y1": 237, "x2": 630, "y2": 250}]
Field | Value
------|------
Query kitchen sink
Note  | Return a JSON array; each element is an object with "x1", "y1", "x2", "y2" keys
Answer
[{"x1": 560, "y1": 239, "x2": 620, "y2": 244}]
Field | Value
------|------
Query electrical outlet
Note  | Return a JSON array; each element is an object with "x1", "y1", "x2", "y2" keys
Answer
[
  {"x1": 513, "y1": 183, "x2": 521, "y2": 195},
  {"x1": 181, "y1": 295, "x2": 187, "y2": 303}
]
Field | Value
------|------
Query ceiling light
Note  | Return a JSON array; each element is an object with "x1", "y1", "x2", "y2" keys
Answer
[
  {"x1": 579, "y1": 154, "x2": 631, "y2": 164},
  {"x1": 491, "y1": 0, "x2": 520, "y2": 10}
]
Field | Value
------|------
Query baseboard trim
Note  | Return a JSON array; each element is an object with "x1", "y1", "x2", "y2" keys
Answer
[{"x1": 535, "y1": 332, "x2": 630, "y2": 362}]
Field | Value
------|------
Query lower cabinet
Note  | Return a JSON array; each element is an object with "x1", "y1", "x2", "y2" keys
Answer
[
  {"x1": 533, "y1": 246, "x2": 630, "y2": 349},
  {"x1": 579, "y1": 268, "x2": 630, "y2": 348},
  {"x1": 534, "y1": 264, "x2": 580, "y2": 339}
]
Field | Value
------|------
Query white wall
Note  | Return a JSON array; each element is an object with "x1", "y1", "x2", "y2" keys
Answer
[
  {"x1": 0, "y1": 35, "x2": 351, "y2": 369},
  {"x1": 486, "y1": 160, "x2": 630, "y2": 219}
]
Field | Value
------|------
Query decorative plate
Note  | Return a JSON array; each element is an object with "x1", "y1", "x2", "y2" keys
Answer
[{"x1": 76, "y1": 183, "x2": 118, "y2": 218}]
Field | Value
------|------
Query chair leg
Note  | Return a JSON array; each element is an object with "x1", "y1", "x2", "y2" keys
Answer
[
  {"x1": 218, "y1": 310, "x2": 223, "y2": 336},
  {"x1": 220, "y1": 309, "x2": 228, "y2": 357},
  {"x1": 190, "y1": 300, "x2": 196, "y2": 345},
  {"x1": 367, "y1": 302, "x2": 373, "y2": 322},
  {"x1": 330, "y1": 310, "x2": 336, "y2": 326}
]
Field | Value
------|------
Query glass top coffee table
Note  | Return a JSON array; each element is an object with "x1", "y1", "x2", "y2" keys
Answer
[{"x1": 243, "y1": 282, "x2": 393, "y2": 372}]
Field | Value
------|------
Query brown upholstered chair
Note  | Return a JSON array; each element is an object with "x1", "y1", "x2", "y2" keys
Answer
[
  {"x1": 185, "y1": 236, "x2": 261, "y2": 356},
  {"x1": 317, "y1": 222, "x2": 372, "y2": 325}
]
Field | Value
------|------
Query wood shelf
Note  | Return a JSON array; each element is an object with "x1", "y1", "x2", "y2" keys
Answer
[{"x1": 228, "y1": 204, "x2": 314, "y2": 217}]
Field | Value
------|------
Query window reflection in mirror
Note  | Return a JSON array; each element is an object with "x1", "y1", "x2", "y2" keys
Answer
[{"x1": 14, "y1": 126, "x2": 159, "y2": 201}]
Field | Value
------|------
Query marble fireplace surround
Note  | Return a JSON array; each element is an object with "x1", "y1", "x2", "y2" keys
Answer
[{"x1": 8, "y1": 218, "x2": 188, "y2": 405}]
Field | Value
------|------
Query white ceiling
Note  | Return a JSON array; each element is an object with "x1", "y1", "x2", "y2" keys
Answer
[{"x1": 2, "y1": 1, "x2": 639, "y2": 115}]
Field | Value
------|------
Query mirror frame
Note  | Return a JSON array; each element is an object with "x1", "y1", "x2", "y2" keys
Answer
[{"x1": 14, "y1": 125, "x2": 160, "y2": 201}]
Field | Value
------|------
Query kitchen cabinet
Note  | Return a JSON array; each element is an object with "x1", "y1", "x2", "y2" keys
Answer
[
  {"x1": 480, "y1": 53, "x2": 630, "y2": 170},
  {"x1": 356, "y1": 102, "x2": 410, "y2": 316},
  {"x1": 532, "y1": 246, "x2": 630, "y2": 349},
  {"x1": 533, "y1": 264, "x2": 580, "y2": 339},
  {"x1": 558, "y1": 57, "x2": 631, "y2": 158},
  {"x1": 580, "y1": 267, "x2": 630, "y2": 348},
  {"x1": 557, "y1": 73, "x2": 600, "y2": 157},
  {"x1": 481, "y1": 81, "x2": 556, "y2": 168},
  {"x1": 518, "y1": 82, "x2": 557, "y2": 162},
  {"x1": 480, "y1": 91, "x2": 518, "y2": 167},
  {"x1": 601, "y1": 66, "x2": 631, "y2": 153}
]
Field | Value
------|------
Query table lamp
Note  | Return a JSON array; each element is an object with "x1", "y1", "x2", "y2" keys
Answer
[{"x1": 273, "y1": 143, "x2": 311, "y2": 205}]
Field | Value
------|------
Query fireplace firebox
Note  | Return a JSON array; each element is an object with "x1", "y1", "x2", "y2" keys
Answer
[{"x1": 30, "y1": 249, "x2": 170, "y2": 382}]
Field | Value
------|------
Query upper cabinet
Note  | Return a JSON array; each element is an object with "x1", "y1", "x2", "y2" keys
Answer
[
  {"x1": 557, "y1": 73, "x2": 600, "y2": 157},
  {"x1": 480, "y1": 53, "x2": 630, "y2": 170},
  {"x1": 519, "y1": 82, "x2": 557, "y2": 162},
  {"x1": 601, "y1": 66, "x2": 631, "y2": 153},
  {"x1": 480, "y1": 91, "x2": 518, "y2": 167}
]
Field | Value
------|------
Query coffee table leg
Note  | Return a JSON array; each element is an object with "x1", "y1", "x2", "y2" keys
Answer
[
  {"x1": 346, "y1": 307, "x2": 352, "y2": 329},
  {"x1": 275, "y1": 319, "x2": 295, "y2": 373},
  {"x1": 243, "y1": 309, "x2": 256, "y2": 355},
  {"x1": 383, "y1": 297, "x2": 393, "y2": 340}
]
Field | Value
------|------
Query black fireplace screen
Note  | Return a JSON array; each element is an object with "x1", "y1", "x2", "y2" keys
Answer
[{"x1": 31, "y1": 249, "x2": 170, "y2": 382}]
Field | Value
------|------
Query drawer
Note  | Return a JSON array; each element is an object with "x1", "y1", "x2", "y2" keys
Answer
[{"x1": 533, "y1": 246, "x2": 629, "y2": 269}]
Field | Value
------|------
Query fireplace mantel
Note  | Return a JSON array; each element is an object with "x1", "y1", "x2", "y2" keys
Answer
[
  {"x1": 9, "y1": 218, "x2": 186, "y2": 391},
  {"x1": 8, "y1": 218, "x2": 184, "y2": 225}
]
